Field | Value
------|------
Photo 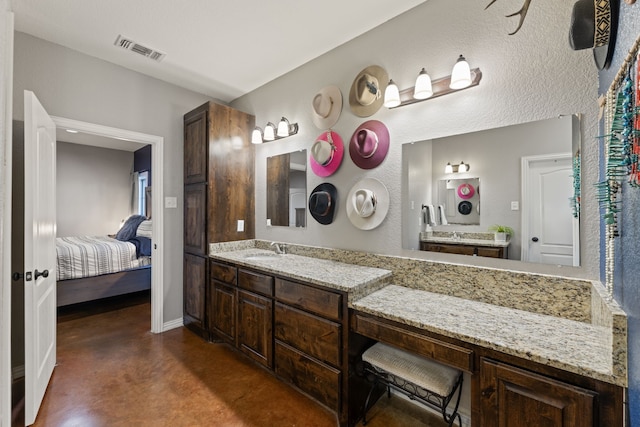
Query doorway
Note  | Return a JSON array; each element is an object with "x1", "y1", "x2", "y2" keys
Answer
[
  {"x1": 50, "y1": 116, "x2": 165, "y2": 333},
  {"x1": 521, "y1": 153, "x2": 579, "y2": 266}
]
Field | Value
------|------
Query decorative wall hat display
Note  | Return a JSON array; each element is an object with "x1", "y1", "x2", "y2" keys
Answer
[
  {"x1": 568, "y1": 0, "x2": 619, "y2": 70},
  {"x1": 458, "y1": 201, "x2": 473, "y2": 215},
  {"x1": 311, "y1": 85, "x2": 343, "y2": 129},
  {"x1": 310, "y1": 130, "x2": 344, "y2": 177},
  {"x1": 308, "y1": 183, "x2": 338, "y2": 225},
  {"x1": 349, "y1": 120, "x2": 390, "y2": 170},
  {"x1": 346, "y1": 177, "x2": 390, "y2": 230},
  {"x1": 348, "y1": 65, "x2": 389, "y2": 117},
  {"x1": 457, "y1": 183, "x2": 475, "y2": 199}
]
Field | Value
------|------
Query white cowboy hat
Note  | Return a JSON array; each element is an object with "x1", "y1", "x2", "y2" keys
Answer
[
  {"x1": 311, "y1": 85, "x2": 343, "y2": 129},
  {"x1": 345, "y1": 177, "x2": 389, "y2": 230}
]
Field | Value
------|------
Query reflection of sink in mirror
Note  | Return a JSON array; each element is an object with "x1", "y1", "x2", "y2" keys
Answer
[
  {"x1": 244, "y1": 253, "x2": 284, "y2": 261},
  {"x1": 402, "y1": 115, "x2": 580, "y2": 267}
]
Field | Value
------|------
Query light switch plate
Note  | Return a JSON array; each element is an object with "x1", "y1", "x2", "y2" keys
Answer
[
  {"x1": 165, "y1": 197, "x2": 177, "y2": 208},
  {"x1": 237, "y1": 220, "x2": 245, "y2": 232},
  {"x1": 511, "y1": 201, "x2": 519, "y2": 211}
]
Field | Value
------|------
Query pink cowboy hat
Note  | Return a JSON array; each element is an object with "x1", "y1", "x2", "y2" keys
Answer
[
  {"x1": 310, "y1": 130, "x2": 344, "y2": 177},
  {"x1": 349, "y1": 120, "x2": 390, "y2": 170}
]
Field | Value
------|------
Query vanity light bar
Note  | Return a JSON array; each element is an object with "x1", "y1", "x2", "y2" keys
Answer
[{"x1": 388, "y1": 68, "x2": 482, "y2": 109}]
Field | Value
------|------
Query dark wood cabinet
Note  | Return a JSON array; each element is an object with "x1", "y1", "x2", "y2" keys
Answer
[
  {"x1": 183, "y1": 102, "x2": 255, "y2": 337},
  {"x1": 420, "y1": 241, "x2": 507, "y2": 258},
  {"x1": 480, "y1": 358, "x2": 596, "y2": 427},
  {"x1": 237, "y1": 269, "x2": 274, "y2": 367},
  {"x1": 274, "y1": 278, "x2": 347, "y2": 418},
  {"x1": 238, "y1": 290, "x2": 273, "y2": 367},
  {"x1": 183, "y1": 253, "x2": 207, "y2": 336},
  {"x1": 208, "y1": 261, "x2": 238, "y2": 344}
]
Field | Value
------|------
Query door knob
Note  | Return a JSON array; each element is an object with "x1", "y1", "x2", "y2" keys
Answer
[
  {"x1": 531, "y1": 237, "x2": 539, "y2": 242},
  {"x1": 34, "y1": 269, "x2": 49, "y2": 280}
]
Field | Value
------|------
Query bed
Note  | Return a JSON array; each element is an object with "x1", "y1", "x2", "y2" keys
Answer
[{"x1": 56, "y1": 216, "x2": 152, "y2": 307}]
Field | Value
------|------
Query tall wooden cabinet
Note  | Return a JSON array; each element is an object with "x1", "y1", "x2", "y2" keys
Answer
[{"x1": 183, "y1": 101, "x2": 255, "y2": 338}]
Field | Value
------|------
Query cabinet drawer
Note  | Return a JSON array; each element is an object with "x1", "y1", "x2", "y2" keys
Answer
[
  {"x1": 210, "y1": 261, "x2": 237, "y2": 285},
  {"x1": 353, "y1": 313, "x2": 474, "y2": 372},
  {"x1": 275, "y1": 303, "x2": 341, "y2": 368},
  {"x1": 275, "y1": 341, "x2": 341, "y2": 412},
  {"x1": 238, "y1": 269, "x2": 274, "y2": 296},
  {"x1": 275, "y1": 278, "x2": 342, "y2": 321}
]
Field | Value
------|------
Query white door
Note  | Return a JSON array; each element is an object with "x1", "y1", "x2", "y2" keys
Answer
[
  {"x1": 522, "y1": 154, "x2": 577, "y2": 266},
  {"x1": 23, "y1": 91, "x2": 57, "y2": 425}
]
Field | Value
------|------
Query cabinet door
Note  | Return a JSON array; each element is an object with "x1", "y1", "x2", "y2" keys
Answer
[
  {"x1": 183, "y1": 253, "x2": 207, "y2": 337},
  {"x1": 238, "y1": 290, "x2": 273, "y2": 368},
  {"x1": 184, "y1": 106, "x2": 208, "y2": 184},
  {"x1": 209, "y1": 281, "x2": 236, "y2": 344},
  {"x1": 480, "y1": 358, "x2": 596, "y2": 427},
  {"x1": 184, "y1": 183, "x2": 207, "y2": 255}
]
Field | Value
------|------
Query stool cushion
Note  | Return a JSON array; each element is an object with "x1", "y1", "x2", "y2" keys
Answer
[{"x1": 362, "y1": 343, "x2": 461, "y2": 397}]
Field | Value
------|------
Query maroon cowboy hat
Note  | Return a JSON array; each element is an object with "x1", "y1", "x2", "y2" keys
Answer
[{"x1": 349, "y1": 120, "x2": 390, "y2": 170}]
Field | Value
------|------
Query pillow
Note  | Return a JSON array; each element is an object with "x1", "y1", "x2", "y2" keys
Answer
[
  {"x1": 136, "y1": 220, "x2": 152, "y2": 238},
  {"x1": 115, "y1": 215, "x2": 147, "y2": 241}
]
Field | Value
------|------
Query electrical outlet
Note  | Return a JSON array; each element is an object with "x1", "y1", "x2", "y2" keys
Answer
[
  {"x1": 237, "y1": 220, "x2": 245, "y2": 232},
  {"x1": 165, "y1": 197, "x2": 177, "y2": 208}
]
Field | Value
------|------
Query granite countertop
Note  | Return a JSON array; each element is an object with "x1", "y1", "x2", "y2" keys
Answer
[
  {"x1": 352, "y1": 285, "x2": 622, "y2": 386},
  {"x1": 420, "y1": 235, "x2": 510, "y2": 248},
  {"x1": 209, "y1": 248, "x2": 392, "y2": 300}
]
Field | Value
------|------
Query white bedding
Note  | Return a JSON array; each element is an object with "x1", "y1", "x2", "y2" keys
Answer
[{"x1": 56, "y1": 236, "x2": 150, "y2": 281}]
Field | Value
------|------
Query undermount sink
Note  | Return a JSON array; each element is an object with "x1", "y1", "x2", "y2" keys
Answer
[{"x1": 243, "y1": 252, "x2": 283, "y2": 261}]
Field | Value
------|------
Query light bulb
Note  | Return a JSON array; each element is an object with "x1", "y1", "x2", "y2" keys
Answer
[
  {"x1": 277, "y1": 117, "x2": 290, "y2": 137},
  {"x1": 383, "y1": 79, "x2": 401, "y2": 108},
  {"x1": 263, "y1": 123, "x2": 276, "y2": 141},
  {"x1": 445, "y1": 163, "x2": 453, "y2": 174},
  {"x1": 458, "y1": 161, "x2": 468, "y2": 173},
  {"x1": 450, "y1": 55, "x2": 472, "y2": 90},
  {"x1": 413, "y1": 68, "x2": 433, "y2": 100},
  {"x1": 251, "y1": 127, "x2": 263, "y2": 144}
]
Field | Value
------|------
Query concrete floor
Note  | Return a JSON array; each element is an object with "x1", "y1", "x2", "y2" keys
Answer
[{"x1": 19, "y1": 293, "x2": 447, "y2": 426}]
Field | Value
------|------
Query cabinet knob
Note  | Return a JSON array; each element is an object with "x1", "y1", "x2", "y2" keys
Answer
[{"x1": 531, "y1": 237, "x2": 539, "y2": 242}]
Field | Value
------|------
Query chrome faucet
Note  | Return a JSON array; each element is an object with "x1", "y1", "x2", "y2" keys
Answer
[
  {"x1": 452, "y1": 231, "x2": 460, "y2": 240},
  {"x1": 270, "y1": 242, "x2": 287, "y2": 254}
]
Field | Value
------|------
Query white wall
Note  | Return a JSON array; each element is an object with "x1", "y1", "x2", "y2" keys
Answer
[
  {"x1": 12, "y1": 32, "x2": 213, "y2": 322},
  {"x1": 232, "y1": 0, "x2": 601, "y2": 279},
  {"x1": 56, "y1": 142, "x2": 133, "y2": 237}
]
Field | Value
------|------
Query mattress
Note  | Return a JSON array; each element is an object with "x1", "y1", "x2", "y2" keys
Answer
[{"x1": 56, "y1": 236, "x2": 150, "y2": 281}]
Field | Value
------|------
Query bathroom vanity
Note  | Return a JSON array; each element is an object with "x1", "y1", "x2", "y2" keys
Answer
[
  {"x1": 206, "y1": 241, "x2": 626, "y2": 427},
  {"x1": 419, "y1": 232, "x2": 510, "y2": 258}
]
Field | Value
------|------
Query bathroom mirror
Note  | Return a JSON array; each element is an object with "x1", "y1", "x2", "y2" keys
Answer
[
  {"x1": 266, "y1": 150, "x2": 307, "y2": 227},
  {"x1": 437, "y1": 177, "x2": 480, "y2": 225},
  {"x1": 403, "y1": 115, "x2": 581, "y2": 266}
]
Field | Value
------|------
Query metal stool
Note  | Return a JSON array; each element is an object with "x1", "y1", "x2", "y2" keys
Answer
[{"x1": 361, "y1": 342, "x2": 463, "y2": 427}]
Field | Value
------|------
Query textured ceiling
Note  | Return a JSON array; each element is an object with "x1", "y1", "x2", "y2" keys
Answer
[{"x1": 11, "y1": 0, "x2": 426, "y2": 103}]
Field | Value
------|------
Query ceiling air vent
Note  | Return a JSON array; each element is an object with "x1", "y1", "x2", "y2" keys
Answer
[{"x1": 114, "y1": 35, "x2": 166, "y2": 62}]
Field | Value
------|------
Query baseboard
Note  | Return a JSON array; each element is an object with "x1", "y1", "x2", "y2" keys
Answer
[
  {"x1": 11, "y1": 365, "x2": 24, "y2": 381},
  {"x1": 162, "y1": 318, "x2": 184, "y2": 332}
]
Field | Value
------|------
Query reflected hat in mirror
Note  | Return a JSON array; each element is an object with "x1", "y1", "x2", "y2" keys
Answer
[
  {"x1": 349, "y1": 65, "x2": 388, "y2": 117},
  {"x1": 310, "y1": 130, "x2": 344, "y2": 177},
  {"x1": 457, "y1": 183, "x2": 475, "y2": 199},
  {"x1": 568, "y1": 0, "x2": 618, "y2": 70},
  {"x1": 349, "y1": 120, "x2": 390, "y2": 170},
  {"x1": 309, "y1": 183, "x2": 338, "y2": 225},
  {"x1": 346, "y1": 177, "x2": 389, "y2": 230},
  {"x1": 311, "y1": 85, "x2": 343, "y2": 129}
]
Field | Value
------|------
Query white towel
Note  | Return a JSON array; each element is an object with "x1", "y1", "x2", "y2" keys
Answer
[
  {"x1": 438, "y1": 205, "x2": 448, "y2": 225},
  {"x1": 426, "y1": 205, "x2": 437, "y2": 226}
]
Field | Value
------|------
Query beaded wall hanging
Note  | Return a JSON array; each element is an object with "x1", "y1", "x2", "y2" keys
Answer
[{"x1": 597, "y1": 34, "x2": 640, "y2": 299}]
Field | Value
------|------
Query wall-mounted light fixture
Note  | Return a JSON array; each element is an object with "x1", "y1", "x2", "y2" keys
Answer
[
  {"x1": 251, "y1": 117, "x2": 299, "y2": 144},
  {"x1": 384, "y1": 55, "x2": 482, "y2": 109},
  {"x1": 445, "y1": 161, "x2": 470, "y2": 174}
]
